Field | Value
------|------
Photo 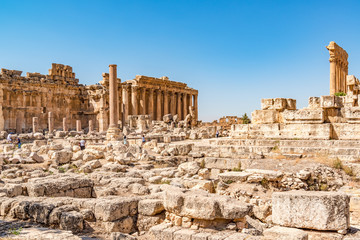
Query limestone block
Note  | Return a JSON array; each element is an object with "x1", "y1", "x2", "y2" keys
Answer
[
  {"x1": 344, "y1": 107, "x2": 360, "y2": 123},
  {"x1": 204, "y1": 157, "x2": 243, "y2": 170},
  {"x1": 282, "y1": 109, "x2": 324, "y2": 124},
  {"x1": 332, "y1": 123, "x2": 360, "y2": 140},
  {"x1": 138, "y1": 199, "x2": 164, "y2": 216},
  {"x1": 321, "y1": 95, "x2": 343, "y2": 109},
  {"x1": 261, "y1": 98, "x2": 274, "y2": 110},
  {"x1": 272, "y1": 191, "x2": 350, "y2": 231},
  {"x1": 59, "y1": 211, "x2": 84, "y2": 233},
  {"x1": 94, "y1": 197, "x2": 138, "y2": 222},
  {"x1": 248, "y1": 123, "x2": 281, "y2": 138},
  {"x1": 308, "y1": 97, "x2": 321, "y2": 109},
  {"x1": 103, "y1": 216, "x2": 135, "y2": 233},
  {"x1": 173, "y1": 229, "x2": 197, "y2": 240},
  {"x1": 286, "y1": 98, "x2": 297, "y2": 110},
  {"x1": 347, "y1": 75, "x2": 358, "y2": 86},
  {"x1": 51, "y1": 150, "x2": 73, "y2": 165},
  {"x1": 218, "y1": 172, "x2": 251, "y2": 182},
  {"x1": 137, "y1": 213, "x2": 164, "y2": 231},
  {"x1": 263, "y1": 226, "x2": 308, "y2": 240},
  {"x1": 245, "y1": 169, "x2": 283, "y2": 181},
  {"x1": 251, "y1": 110, "x2": 279, "y2": 124},
  {"x1": 280, "y1": 123, "x2": 331, "y2": 140},
  {"x1": 274, "y1": 98, "x2": 287, "y2": 111},
  {"x1": 27, "y1": 175, "x2": 93, "y2": 198}
]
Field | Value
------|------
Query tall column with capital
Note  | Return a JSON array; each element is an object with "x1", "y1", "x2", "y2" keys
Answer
[
  {"x1": 131, "y1": 86, "x2": 138, "y2": 115},
  {"x1": 149, "y1": 89, "x2": 154, "y2": 120},
  {"x1": 164, "y1": 91, "x2": 169, "y2": 115},
  {"x1": 157, "y1": 90, "x2": 162, "y2": 120},
  {"x1": 106, "y1": 64, "x2": 121, "y2": 140},
  {"x1": 177, "y1": 93, "x2": 182, "y2": 120}
]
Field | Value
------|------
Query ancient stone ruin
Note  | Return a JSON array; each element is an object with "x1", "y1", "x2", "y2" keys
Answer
[
  {"x1": 0, "y1": 63, "x2": 198, "y2": 133},
  {"x1": 1, "y1": 42, "x2": 360, "y2": 240}
]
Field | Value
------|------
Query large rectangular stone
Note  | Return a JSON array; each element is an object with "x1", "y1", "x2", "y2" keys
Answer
[
  {"x1": 272, "y1": 191, "x2": 350, "y2": 231},
  {"x1": 263, "y1": 226, "x2": 308, "y2": 240},
  {"x1": 282, "y1": 109, "x2": 324, "y2": 124},
  {"x1": 251, "y1": 110, "x2": 279, "y2": 124}
]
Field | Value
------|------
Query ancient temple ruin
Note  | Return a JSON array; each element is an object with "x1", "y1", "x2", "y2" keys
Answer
[
  {"x1": 231, "y1": 41, "x2": 360, "y2": 140},
  {"x1": 0, "y1": 63, "x2": 198, "y2": 133},
  {"x1": 326, "y1": 41, "x2": 349, "y2": 95}
]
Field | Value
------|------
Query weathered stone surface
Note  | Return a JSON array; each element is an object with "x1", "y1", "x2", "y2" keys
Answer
[
  {"x1": 263, "y1": 226, "x2": 308, "y2": 240},
  {"x1": 94, "y1": 197, "x2": 138, "y2": 222},
  {"x1": 272, "y1": 191, "x2": 350, "y2": 231},
  {"x1": 138, "y1": 199, "x2": 164, "y2": 216},
  {"x1": 27, "y1": 175, "x2": 93, "y2": 198}
]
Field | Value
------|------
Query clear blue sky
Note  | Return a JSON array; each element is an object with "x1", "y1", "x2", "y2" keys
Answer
[{"x1": 1, "y1": 0, "x2": 360, "y2": 121}]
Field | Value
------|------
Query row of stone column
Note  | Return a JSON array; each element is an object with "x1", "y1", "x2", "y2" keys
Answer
[
  {"x1": 32, "y1": 113, "x2": 94, "y2": 133},
  {"x1": 122, "y1": 86, "x2": 198, "y2": 121}
]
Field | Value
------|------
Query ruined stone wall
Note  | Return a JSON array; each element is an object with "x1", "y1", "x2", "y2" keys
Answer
[
  {"x1": 0, "y1": 63, "x2": 198, "y2": 133},
  {"x1": 0, "y1": 65, "x2": 96, "y2": 133}
]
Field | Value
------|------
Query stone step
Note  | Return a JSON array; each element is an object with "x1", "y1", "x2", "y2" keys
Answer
[
  {"x1": 149, "y1": 224, "x2": 250, "y2": 240},
  {"x1": 209, "y1": 138, "x2": 360, "y2": 149}
]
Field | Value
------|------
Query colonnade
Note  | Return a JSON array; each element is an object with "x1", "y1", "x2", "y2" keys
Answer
[{"x1": 122, "y1": 85, "x2": 198, "y2": 122}]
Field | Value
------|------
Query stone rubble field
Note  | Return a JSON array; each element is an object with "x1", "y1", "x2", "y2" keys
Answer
[{"x1": 1, "y1": 120, "x2": 360, "y2": 240}]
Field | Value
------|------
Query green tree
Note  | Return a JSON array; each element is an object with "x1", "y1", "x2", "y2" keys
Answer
[{"x1": 242, "y1": 113, "x2": 250, "y2": 124}]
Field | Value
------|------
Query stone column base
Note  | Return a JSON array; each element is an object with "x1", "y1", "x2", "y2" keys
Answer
[{"x1": 106, "y1": 127, "x2": 122, "y2": 141}]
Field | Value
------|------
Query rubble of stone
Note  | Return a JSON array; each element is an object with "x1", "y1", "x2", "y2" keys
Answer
[{"x1": 2, "y1": 41, "x2": 360, "y2": 240}]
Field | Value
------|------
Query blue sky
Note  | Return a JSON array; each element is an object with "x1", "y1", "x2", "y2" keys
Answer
[{"x1": 1, "y1": 0, "x2": 360, "y2": 121}]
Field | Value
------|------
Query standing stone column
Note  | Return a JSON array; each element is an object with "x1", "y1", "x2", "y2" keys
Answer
[
  {"x1": 32, "y1": 117, "x2": 38, "y2": 133},
  {"x1": 330, "y1": 58, "x2": 336, "y2": 95},
  {"x1": 106, "y1": 64, "x2": 121, "y2": 140},
  {"x1": 63, "y1": 117, "x2": 68, "y2": 131},
  {"x1": 131, "y1": 86, "x2": 138, "y2": 115},
  {"x1": 149, "y1": 89, "x2": 154, "y2": 120},
  {"x1": 189, "y1": 94, "x2": 193, "y2": 112},
  {"x1": 141, "y1": 88, "x2": 146, "y2": 115},
  {"x1": 183, "y1": 93, "x2": 188, "y2": 117},
  {"x1": 194, "y1": 94, "x2": 198, "y2": 122},
  {"x1": 177, "y1": 93, "x2": 182, "y2": 120},
  {"x1": 122, "y1": 85, "x2": 129, "y2": 124},
  {"x1": 89, "y1": 120, "x2": 93, "y2": 132},
  {"x1": 171, "y1": 92, "x2": 176, "y2": 116},
  {"x1": 156, "y1": 90, "x2": 162, "y2": 120},
  {"x1": 164, "y1": 91, "x2": 169, "y2": 115},
  {"x1": 48, "y1": 112, "x2": 54, "y2": 133},
  {"x1": 76, "y1": 120, "x2": 81, "y2": 132}
]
